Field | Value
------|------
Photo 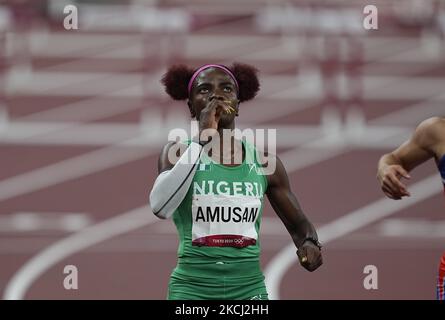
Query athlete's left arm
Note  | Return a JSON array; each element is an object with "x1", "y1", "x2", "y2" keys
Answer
[{"x1": 266, "y1": 155, "x2": 322, "y2": 272}]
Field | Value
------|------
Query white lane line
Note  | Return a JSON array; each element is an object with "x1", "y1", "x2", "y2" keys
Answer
[
  {"x1": 19, "y1": 96, "x2": 144, "y2": 123},
  {"x1": 3, "y1": 205, "x2": 157, "y2": 300},
  {"x1": 264, "y1": 174, "x2": 442, "y2": 299},
  {"x1": 0, "y1": 122, "x2": 146, "y2": 146},
  {"x1": 0, "y1": 212, "x2": 93, "y2": 232},
  {"x1": 378, "y1": 218, "x2": 445, "y2": 238},
  {"x1": 0, "y1": 122, "x2": 324, "y2": 147}
]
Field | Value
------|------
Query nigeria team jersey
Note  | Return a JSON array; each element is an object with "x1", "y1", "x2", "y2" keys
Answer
[{"x1": 172, "y1": 140, "x2": 267, "y2": 263}]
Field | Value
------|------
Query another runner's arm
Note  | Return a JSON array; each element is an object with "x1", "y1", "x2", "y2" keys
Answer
[
  {"x1": 379, "y1": 118, "x2": 439, "y2": 172},
  {"x1": 377, "y1": 117, "x2": 440, "y2": 199},
  {"x1": 266, "y1": 155, "x2": 322, "y2": 272},
  {"x1": 149, "y1": 141, "x2": 202, "y2": 219}
]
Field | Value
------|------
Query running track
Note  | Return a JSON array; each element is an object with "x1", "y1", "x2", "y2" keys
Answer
[{"x1": 1, "y1": 1, "x2": 445, "y2": 299}]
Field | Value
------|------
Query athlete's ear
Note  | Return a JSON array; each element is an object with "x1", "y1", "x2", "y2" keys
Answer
[{"x1": 187, "y1": 100, "x2": 196, "y2": 118}]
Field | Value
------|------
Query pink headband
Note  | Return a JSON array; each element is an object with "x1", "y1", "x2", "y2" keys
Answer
[{"x1": 187, "y1": 64, "x2": 239, "y2": 95}]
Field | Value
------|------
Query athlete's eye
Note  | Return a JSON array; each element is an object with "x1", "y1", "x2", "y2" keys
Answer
[
  {"x1": 198, "y1": 87, "x2": 209, "y2": 94},
  {"x1": 223, "y1": 86, "x2": 232, "y2": 93}
]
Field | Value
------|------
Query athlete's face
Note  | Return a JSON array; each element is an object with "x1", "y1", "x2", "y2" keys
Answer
[{"x1": 188, "y1": 68, "x2": 239, "y2": 126}]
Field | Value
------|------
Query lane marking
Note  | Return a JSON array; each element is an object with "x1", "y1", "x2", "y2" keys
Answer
[
  {"x1": 0, "y1": 212, "x2": 92, "y2": 232},
  {"x1": 3, "y1": 205, "x2": 156, "y2": 300}
]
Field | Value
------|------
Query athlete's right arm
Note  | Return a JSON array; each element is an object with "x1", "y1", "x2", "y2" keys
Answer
[
  {"x1": 377, "y1": 117, "x2": 440, "y2": 200},
  {"x1": 150, "y1": 97, "x2": 230, "y2": 219},
  {"x1": 149, "y1": 141, "x2": 203, "y2": 219}
]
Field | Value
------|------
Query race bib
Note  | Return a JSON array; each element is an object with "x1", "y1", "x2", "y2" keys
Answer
[{"x1": 191, "y1": 194, "x2": 261, "y2": 248}]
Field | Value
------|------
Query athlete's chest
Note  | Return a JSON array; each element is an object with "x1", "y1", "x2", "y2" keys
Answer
[
  {"x1": 188, "y1": 162, "x2": 265, "y2": 243},
  {"x1": 192, "y1": 163, "x2": 266, "y2": 198}
]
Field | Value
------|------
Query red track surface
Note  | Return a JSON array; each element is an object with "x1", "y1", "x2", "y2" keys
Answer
[{"x1": 1, "y1": 1, "x2": 444, "y2": 300}]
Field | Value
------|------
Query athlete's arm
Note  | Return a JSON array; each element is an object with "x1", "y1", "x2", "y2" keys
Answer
[
  {"x1": 150, "y1": 96, "x2": 230, "y2": 219},
  {"x1": 266, "y1": 155, "x2": 322, "y2": 272},
  {"x1": 149, "y1": 141, "x2": 203, "y2": 219},
  {"x1": 377, "y1": 117, "x2": 441, "y2": 200}
]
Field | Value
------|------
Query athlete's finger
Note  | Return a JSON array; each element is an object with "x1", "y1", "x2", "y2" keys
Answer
[
  {"x1": 204, "y1": 99, "x2": 225, "y2": 113},
  {"x1": 382, "y1": 181, "x2": 399, "y2": 196},
  {"x1": 395, "y1": 166, "x2": 411, "y2": 180},
  {"x1": 392, "y1": 169, "x2": 411, "y2": 197},
  {"x1": 382, "y1": 185, "x2": 401, "y2": 200},
  {"x1": 309, "y1": 251, "x2": 322, "y2": 269},
  {"x1": 382, "y1": 178, "x2": 402, "y2": 197},
  {"x1": 212, "y1": 100, "x2": 231, "y2": 115},
  {"x1": 297, "y1": 247, "x2": 308, "y2": 264},
  {"x1": 306, "y1": 248, "x2": 316, "y2": 266},
  {"x1": 387, "y1": 173, "x2": 409, "y2": 196},
  {"x1": 306, "y1": 250, "x2": 322, "y2": 271}
]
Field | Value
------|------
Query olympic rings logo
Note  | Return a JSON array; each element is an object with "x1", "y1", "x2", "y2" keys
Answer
[{"x1": 233, "y1": 239, "x2": 244, "y2": 245}]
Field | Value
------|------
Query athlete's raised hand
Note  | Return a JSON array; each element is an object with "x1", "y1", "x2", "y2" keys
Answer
[{"x1": 198, "y1": 98, "x2": 234, "y2": 143}]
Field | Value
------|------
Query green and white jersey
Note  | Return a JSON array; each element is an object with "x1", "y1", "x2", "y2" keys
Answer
[{"x1": 172, "y1": 140, "x2": 268, "y2": 263}]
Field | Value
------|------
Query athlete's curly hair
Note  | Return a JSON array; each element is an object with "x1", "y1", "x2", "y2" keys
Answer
[{"x1": 161, "y1": 63, "x2": 260, "y2": 103}]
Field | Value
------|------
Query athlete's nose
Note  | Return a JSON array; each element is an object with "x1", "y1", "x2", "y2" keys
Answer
[
  {"x1": 209, "y1": 85, "x2": 226, "y2": 101},
  {"x1": 209, "y1": 94, "x2": 224, "y2": 102}
]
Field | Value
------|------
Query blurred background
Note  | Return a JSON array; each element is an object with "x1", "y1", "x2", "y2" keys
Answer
[{"x1": 0, "y1": 0, "x2": 445, "y2": 299}]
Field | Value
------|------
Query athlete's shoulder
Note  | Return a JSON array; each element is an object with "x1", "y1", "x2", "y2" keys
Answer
[
  {"x1": 414, "y1": 117, "x2": 445, "y2": 145},
  {"x1": 259, "y1": 152, "x2": 286, "y2": 188},
  {"x1": 250, "y1": 146, "x2": 279, "y2": 168},
  {"x1": 417, "y1": 117, "x2": 444, "y2": 131},
  {"x1": 160, "y1": 140, "x2": 189, "y2": 153},
  {"x1": 160, "y1": 140, "x2": 177, "y2": 152},
  {"x1": 159, "y1": 141, "x2": 180, "y2": 160},
  {"x1": 158, "y1": 140, "x2": 190, "y2": 172}
]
